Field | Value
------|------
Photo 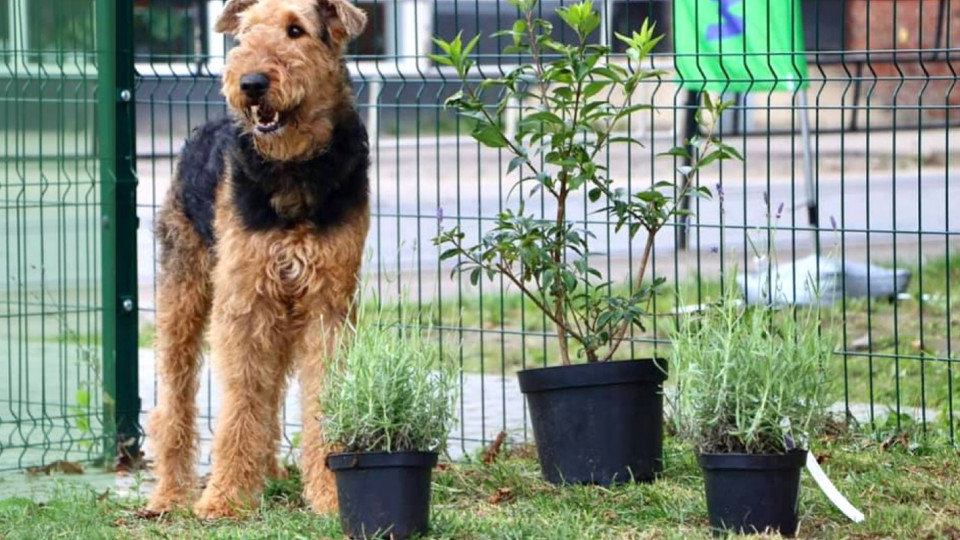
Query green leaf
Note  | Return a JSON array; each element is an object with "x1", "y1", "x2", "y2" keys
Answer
[
  {"x1": 521, "y1": 110, "x2": 565, "y2": 126},
  {"x1": 75, "y1": 388, "x2": 90, "y2": 408},
  {"x1": 507, "y1": 156, "x2": 526, "y2": 175},
  {"x1": 471, "y1": 122, "x2": 508, "y2": 148},
  {"x1": 609, "y1": 136, "x2": 646, "y2": 148},
  {"x1": 469, "y1": 267, "x2": 482, "y2": 286},
  {"x1": 427, "y1": 54, "x2": 455, "y2": 67},
  {"x1": 717, "y1": 143, "x2": 744, "y2": 161},
  {"x1": 431, "y1": 36, "x2": 453, "y2": 55},
  {"x1": 613, "y1": 103, "x2": 654, "y2": 121},
  {"x1": 463, "y1": 33, "x2": 483, "y2": 59},
  {"x1": 659, "y1": 147, "x2": 691, "y2": 159},
  {"x1": 582, "y1": 80, "x2": 608, "y2": 99},
  {"x1": 439, "y1": 248, "x2": 461, "y2": 260}
]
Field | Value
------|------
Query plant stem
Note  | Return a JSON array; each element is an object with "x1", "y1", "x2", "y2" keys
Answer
[
  {"x1": 496, "y1": 263, "x2": 584, "y2": 346},
  {"x1": 601, "y1": 108, "x2": 721, "y2": 361},
  {"x1": 553, "y1": 184, "x2": 572, "y2": 366}
]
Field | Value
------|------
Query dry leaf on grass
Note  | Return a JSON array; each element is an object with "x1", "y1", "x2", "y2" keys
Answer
[
  {"x1": 133, "y1": 508, "x2": 168, "y2": 521},
  {"x1": 25, "y1": 460, "x2": 84, "y2": 476},
  {"x1": 482, "y1": 431, "x2": 507, "y2": 464},
  {"x1": 488, "y1": 487, "x2": 514, "y2": 505},
  {"x1": 880, "y1": 432, "x2": 910, "y2": 451}
]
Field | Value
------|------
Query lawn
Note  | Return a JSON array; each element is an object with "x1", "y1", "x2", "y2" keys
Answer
[{"x1": 1, "y1": 430, "x2": 958, "y2": 539}]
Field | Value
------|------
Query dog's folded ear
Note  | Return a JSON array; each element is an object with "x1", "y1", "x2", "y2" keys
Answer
[
  {"x1": 317, "y1": 0, "x2": 368, "y2": 44},
  {"x1": 216, "y1": 0, "x2": 258, "y2": 35}
]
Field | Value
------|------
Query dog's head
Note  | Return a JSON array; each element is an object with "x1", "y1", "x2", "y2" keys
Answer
[{"x1": 217, "y1": 0, "x2": 366, "y2": 159}]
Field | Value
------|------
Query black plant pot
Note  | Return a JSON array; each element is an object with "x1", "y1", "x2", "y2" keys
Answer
[
  {"x1": 517, "y1": 358, "x2": 667, "y2": 485},
  {"x1": 698, "y1": 450, "x2": 807, "y2": 537},
  {"x1": 326, "y1": 451, "x2": 438, "y2": 540}
]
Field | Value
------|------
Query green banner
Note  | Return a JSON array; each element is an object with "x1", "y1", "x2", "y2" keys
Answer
[{"x1": 674, "y1": 0, "x2": 808, "y2": 93}]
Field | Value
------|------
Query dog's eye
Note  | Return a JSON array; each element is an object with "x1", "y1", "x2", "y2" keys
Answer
[{"x1": 287, "y1": 25, "x2": 305, "y2": 39}]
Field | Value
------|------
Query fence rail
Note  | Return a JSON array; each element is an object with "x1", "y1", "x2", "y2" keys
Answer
[{"x1": 1, "y1": 0, "x2": 958, "y2": 473}]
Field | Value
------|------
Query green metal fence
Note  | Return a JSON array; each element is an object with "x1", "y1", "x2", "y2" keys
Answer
[
  {"x1": 2, "y1": 0, "x2": 109, "y2": 471},
  {"x1": 2, "y1": 0, "x2": 958, "y2": 473}
]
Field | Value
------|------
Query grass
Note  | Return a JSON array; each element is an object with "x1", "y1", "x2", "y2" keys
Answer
[{"x1": 2, "y1": 432, "x2": 959, "y2": 539}]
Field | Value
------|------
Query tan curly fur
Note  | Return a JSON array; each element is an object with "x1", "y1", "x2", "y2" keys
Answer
[{"x1": 146, "y1": 0, "x2": 368, "y2": 520}]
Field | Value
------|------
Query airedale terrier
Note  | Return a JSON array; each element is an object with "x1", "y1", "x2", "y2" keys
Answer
[{"x1": 146, "y1": 0, "x2": 369, "y2": 519}]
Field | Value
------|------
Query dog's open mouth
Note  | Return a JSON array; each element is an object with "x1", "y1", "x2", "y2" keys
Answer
[{"x1": 249, "y1": 103, "x2": 282, "y2": 134}]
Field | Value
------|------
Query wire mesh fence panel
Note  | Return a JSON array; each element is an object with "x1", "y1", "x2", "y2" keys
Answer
[
  {"x1": 0, "y1": 0, "x2": 106, "y2": 471},
  {"x1": 126, "y1": 0, "x2": 958, "y2": 465},
  {"x1": 4, "y1": 0, "x2": 956, "y2": 473}
]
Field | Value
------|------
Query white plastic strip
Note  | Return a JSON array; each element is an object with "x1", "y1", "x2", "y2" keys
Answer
[{"x1": 806, "y1": 452, "x2": 865, "y2": 523}]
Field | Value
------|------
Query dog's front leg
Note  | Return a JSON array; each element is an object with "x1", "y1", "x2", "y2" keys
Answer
[
  {"x1": 194, "y1": 285, "x2": 290, "y2": 519},
  {"x1": 295, "y1": 309, "x2": 344, "y2": 515}
]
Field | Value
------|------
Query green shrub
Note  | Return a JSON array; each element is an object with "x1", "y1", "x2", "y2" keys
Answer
[
  {"x1": 433, "y1": 0, "x2": 740, "y2": 365},
  {"x1": 671, "y1": 293, "x2": 833, "y2": 454},
  {"x1": 320, "y1": 307, "x2": 459, "y2": 453}
]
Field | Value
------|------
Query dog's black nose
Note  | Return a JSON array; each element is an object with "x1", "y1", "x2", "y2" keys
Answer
[{"x1": 240, "y1": 73, "x2": 270, "y2": 99}]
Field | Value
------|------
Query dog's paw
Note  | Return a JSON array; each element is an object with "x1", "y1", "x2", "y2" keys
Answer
[
  {"x1": 146, "y1": 488, "x2": 192, "y2": 515},
  {"x1": 305, "y1": 489, "x2": 339, "y2": 515},
  {"x1": 193, "y1": 492, "x2": 243, "y2": 520}
]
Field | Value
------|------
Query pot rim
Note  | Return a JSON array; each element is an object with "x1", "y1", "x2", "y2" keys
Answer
[
  {"x1": 518, "y1": 358, "x2": 668, "y2": 394},
  {"x1": 697, "y1": 448, "x2": 807, "y2": 471},
  {"x1": 326, "y1": 450, "x2": 439, "y2": 471}
]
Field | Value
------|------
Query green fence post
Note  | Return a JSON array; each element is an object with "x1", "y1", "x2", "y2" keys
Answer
[{"x1": 98, "y1": 0, "x2": 141, "y2": 464}]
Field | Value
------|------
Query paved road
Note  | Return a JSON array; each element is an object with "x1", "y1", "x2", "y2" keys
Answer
[{"x1": 130, "y1": 167, "x2": 960, "y2": 310}]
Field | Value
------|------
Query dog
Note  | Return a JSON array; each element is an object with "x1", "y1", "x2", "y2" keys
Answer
[{"x1": 146, "y1": 0, "x2": 369, "y2": 519}]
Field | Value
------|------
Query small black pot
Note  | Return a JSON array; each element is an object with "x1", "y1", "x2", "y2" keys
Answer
[
  {"x1": 326, "y1": 451, "x2": 438, "y2": 540},
  {"x1": 698, "y1": 450, "x2": 807, "y2": 537},
  {"x1": 517, "y1": 358, "x2": 667, "y2": 485}
]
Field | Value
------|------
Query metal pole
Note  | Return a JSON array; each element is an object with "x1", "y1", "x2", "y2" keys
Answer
[
  {"x1": 798, "y1": 90, "x2": 819, "y2": 253},
  {"x1": 98, "y1": 0, "x2": 141, "y2": 465},
  {"x1": 677, "y1": 89, "x2": 699, "y2": 251}
]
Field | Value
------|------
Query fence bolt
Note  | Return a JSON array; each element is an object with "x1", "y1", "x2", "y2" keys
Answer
[
  {"x1": 119, "y1": 89, "x2": 132, "y2": 102},
  {"x1": 121, "y1": 298, "x2": 135, "y2": 313}
]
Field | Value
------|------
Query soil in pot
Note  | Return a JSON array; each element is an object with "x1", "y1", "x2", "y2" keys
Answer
[
  {"x1": 326, "y1": 451, "x2": 438, "y2": 540},
  {"x1": 698, "y1": 449, "x2": 807, "y2": 537},
  {"x1": 517, "y1": 358, "x2": 667, "y2": 485}
]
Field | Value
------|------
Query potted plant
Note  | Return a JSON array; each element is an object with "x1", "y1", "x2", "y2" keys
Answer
[
  {"x1": 671, "y1": 292, "x2": 832, "y2": 537},
  {"x1": 322, "y1": 308, "x2": 458, "y2": 540},
  {"x1": 432, "y1": 0, "x2": 740, "y2": 485}
]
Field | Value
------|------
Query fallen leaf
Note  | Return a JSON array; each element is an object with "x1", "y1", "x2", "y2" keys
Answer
[
  {"x1": 134, "y1": 508, "x2": 164, "y2": 520},
  {"x1": 25, "y1": 460, "x2": 85, "y2": 476},
  {"x1": 488, "y1": 487, "x2": 514, "y2": 505},
  {"x1": 482, "y1": 431, "x2": 507, "y2": 464},
  {"x1": 114, "y1": 518, "x2": 128, "y2": 527},
  {"x1": 880, "y1": 432, "x2": 910, "y2": 451},
  {"x1": 816, "y1": 453, "x2": 832, "y2": 465}
]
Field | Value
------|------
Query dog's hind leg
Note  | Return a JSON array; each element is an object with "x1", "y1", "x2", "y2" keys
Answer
[
  {"x1": 146, "y1": 198, "x2": 213, "y2": 512},
  {"x1": 264, "y1": 367, "x2": 290, "y2": 481}
]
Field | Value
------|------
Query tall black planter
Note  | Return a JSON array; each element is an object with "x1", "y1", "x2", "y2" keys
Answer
[
  {"x1": 698, "y1": 450, "x2": 807, "y2": 537},
  {"x1": 517, "y1": 358, "x2": 667, "y2": 485},
  {"x1": 327, "y1": 451, "x2": 438, "y2": 540}
]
